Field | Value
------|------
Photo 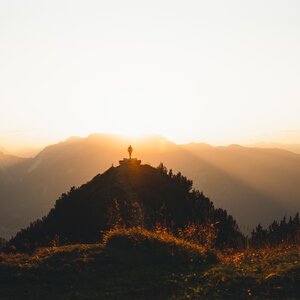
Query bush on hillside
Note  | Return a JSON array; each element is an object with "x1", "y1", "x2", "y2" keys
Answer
[{"x1": 102, "y1": 227, "x2": 217, "y2": 266}]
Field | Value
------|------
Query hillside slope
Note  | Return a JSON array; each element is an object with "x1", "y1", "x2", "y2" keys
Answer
[
  {"x1": 10, "y1": 162, "x2": 242, "y2": 249},
  {"x1": 1, "y1": 229, "x2": 299, "y2": 299}
]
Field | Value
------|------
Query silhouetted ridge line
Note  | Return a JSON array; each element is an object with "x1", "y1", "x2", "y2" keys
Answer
[{"x1": 9, "y1": 161, "x2": 244, "y2": 251}]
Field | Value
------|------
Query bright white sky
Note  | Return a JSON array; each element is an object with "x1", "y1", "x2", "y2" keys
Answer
[{"x1": 1, "y1": 0, "x2": 300, "y2": 149}]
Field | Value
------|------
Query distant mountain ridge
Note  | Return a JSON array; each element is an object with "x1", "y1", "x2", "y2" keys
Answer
[
  {"x1": 1, "y1": 134, "x2": 300, "y2": 238},
  {"x1": 248, "y1": 142, "x2": 300, "y2": 155},
  {"x1": 0, "y1": 152, "x2": 26, "y2": 169}
]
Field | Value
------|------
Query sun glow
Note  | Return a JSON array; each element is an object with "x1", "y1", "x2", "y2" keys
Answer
[{"x1": 1, "y1": 1, "x2": 300, "y2": 150}]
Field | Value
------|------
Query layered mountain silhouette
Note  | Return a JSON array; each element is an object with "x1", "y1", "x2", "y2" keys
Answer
[
  {"x1": 249, "y1": 142, "x2": 300, "y2": 155},
  {"x1": 1, "y1": 134, "x2": 300, "y2": 238},
  {"x1": 0, "y1": 152, "x2": 26, "y2": 170},
  {"x1": 10, "y1": 161, "x2": 243, "y2": 250}
]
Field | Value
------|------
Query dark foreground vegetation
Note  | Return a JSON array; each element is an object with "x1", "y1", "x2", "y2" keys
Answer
[
  {"x1": 2, "y1": 163, "x2": 300, "y2": 299},
  {"x1": 0, "y1": 227, "x2": 299, "y2": 300},
  {"x1": 251, "y1": 213, "x2": 300, "y2": 247}
]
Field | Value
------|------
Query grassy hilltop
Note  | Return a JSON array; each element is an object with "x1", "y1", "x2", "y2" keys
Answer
[
  {"x1": 1, "y1": 227, "x2": 300, "y2": 300},
  {"x1": 2, "y1": 162, "x2": 299, "y2": 299}
]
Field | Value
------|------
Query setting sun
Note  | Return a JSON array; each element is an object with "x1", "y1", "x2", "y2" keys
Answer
[
  {"x1": 1, "y1": 1, "x2": 300, "y2": 299},
  {"x1": 1, "y1": 1, "x2": 300, "y2": 150}
]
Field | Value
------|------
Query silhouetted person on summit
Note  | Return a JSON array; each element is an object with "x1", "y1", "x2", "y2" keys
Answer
[{"x1": 128, "y1": 145, "x2": 133, "y2": 159}]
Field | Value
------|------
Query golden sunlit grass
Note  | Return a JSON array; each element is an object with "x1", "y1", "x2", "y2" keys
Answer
[
  {"x1": 219, "y1": 244, "x2": 300, "y2": 284},
  {"x1": 0, "y1": 226, "x2": 216, "y2": 271},
  {"x1": 199, "y1": 245, "x2": 300, "y2": 298},
  {"x1": 0, "y1": 228, "x2": 299, "y2": 299},
  {"x1": 103, "y1": 226, "x2": 207, "y2": 253},
  {"x1": 0, "y1": 243, "x2": 99, "y2": 269},
  {"x1": 102, "y1": 226, "x2": 217, "y2": 265}
]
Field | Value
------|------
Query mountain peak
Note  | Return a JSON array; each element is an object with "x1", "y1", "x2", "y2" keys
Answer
[{"x1": 9, "y1": 160, "x2": 242, "y2": 251}]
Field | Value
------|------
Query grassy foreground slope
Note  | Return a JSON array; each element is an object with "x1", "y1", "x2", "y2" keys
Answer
[{"x1": 1, "y1": 228, "x2": 299, "y2": 300}]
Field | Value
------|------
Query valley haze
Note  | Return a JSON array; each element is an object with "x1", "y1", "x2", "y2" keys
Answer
[
  {"x1": 1, "y1": 133, "x2": 300, "y2": 239},
  {"x1": 1, "y1": 1, "x2": 300, "y2": 298}
]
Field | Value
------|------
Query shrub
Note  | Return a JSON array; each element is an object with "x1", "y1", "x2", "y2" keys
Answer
[{"x1": 102, "y1": 227, "x2": 217, "y2": 266}]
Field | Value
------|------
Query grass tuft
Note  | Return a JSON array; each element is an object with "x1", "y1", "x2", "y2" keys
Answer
[
  {"x1": 0, "y1": 231, "x2": 299, "y2": 299},
  {"x1": 102, "y1": 227, "x2": 217, "y2": 266}
]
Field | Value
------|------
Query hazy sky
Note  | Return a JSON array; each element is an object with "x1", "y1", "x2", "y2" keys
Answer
[{"x1": 1, "y1": 0, "x2": 300, "y2": 149}]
